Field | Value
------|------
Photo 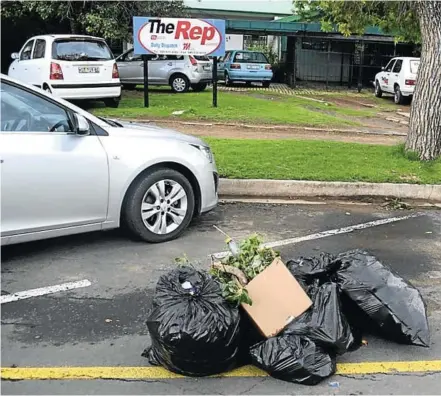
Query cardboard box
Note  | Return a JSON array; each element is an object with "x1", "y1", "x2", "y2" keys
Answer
[{"x1": 241, "y1": 257, "x2": 312, "y2": 338}]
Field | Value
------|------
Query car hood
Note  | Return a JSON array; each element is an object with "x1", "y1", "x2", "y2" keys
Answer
[{"x1": 104, "y1": 119, "x2": 207, "y2": 146}]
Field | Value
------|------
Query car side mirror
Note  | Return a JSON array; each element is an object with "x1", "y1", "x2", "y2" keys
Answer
[
  {"x1": 11, "y1": 53, "x2": 19, "y2": 60},
  {"x1": 381, "y1": 66, "x2": 385, "y2": 71},
  {"x1": 74, "y1": 114, "x2": 90, "y2": 136}
]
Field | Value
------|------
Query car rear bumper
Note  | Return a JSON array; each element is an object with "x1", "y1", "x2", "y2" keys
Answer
[
  {"x1": 228, "y1": 70, "x2": 273, "y2": 81},
  {"x1": 189, "y1": 71, "x2": 212, "y2": 84},
  {"x1": 49, "y1": 82, "x2": 122, "y2": 100},
  {"x1": 401, "y1": 88, "x2": 415, "y2": 96}
]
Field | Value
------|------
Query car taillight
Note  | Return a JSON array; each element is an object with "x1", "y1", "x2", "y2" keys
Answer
[
  {"x1": 405, "y1": 79, "x2": 415, "y2": 86},
  {"x1": 230, "y1": 63, "x2": 241, "y2": 69},
  {"x1": 265, "y1": 64, "x2": 272, "y2": 70},
  {"x1": 189, "y1": 56, "x2": 198, "y2": 66},
  {"x1": 112, "y1": 63, "x2": 119, "y2": 79},
  {"x1": 50, "y1": 62, "x2": 63, "y2": 80}
]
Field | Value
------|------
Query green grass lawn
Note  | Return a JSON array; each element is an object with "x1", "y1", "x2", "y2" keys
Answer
[
  {"x1": 205, "y1": 139, "x2": 441, "y2": 184},
  {"x1": 90, "y1": 90, "x2": 370, "y2": 127}
]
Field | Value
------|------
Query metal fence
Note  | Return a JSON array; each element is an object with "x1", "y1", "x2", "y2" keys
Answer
[{"x1": 281, "y1": 37, "x2": 419, "y2": 90}]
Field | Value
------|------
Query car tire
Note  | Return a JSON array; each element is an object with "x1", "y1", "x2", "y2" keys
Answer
[
  {"x1": 394, "y1": 85, "x2": 404, "y2": 105},
  {"x1": 170, "y1": 74, "x2": 190, "y2": 93},
  {"x1": 262, "y1": 81, "x2": 271, "y2": 88},
  {"x1": 104, "y1": 97, "x2": 120, "y2": 108},
  {"x1": 191, "y1": 83, "x2": 208, "y2": 92},
  {"x1": 225, "y1": 73, "x2": 232, "y2": 87},
  {"x1": 375, "y1": 81, "x2": 383, "y2": 98},
  {"x1": 122, "y1": 168, "x2": 195, "y2": 243},
  {"x1": 123, "y1": 84, "x2": 137, "y2": 90}
]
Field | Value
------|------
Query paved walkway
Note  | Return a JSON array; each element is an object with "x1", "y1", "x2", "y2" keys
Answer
[{"x1": 218, "y1": 82, "x2": 366, "y2": 96}]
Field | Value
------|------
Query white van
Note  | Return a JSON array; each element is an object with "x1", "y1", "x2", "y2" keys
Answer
[{"x1": 8, "y1": 34, "x2": 121, "y2": 107}]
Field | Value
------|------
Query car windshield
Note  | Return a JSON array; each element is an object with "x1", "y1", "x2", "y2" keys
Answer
[
  {"x1": 53, "y1": 39, "x2": 113, "y2": 61},
  {"x1": 233, "y1": 51, "x2": 268, "y2": 64},
  {"x1": 410, "y1": 60, "x2": 420, "y2": 74}
]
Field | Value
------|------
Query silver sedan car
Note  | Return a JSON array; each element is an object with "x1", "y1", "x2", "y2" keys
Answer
[
  {"x1": 0, "y1": 74, "x2": 218, "y2": 246},
  {"x1": 116, "y1": 50, "x2": 212, "y2": 93}
]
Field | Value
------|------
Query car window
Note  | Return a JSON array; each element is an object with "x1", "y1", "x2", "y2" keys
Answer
[
  {"x1": 122, "y1": 49, "x2": 142, "y2": 62},
  {"x1": 20, "y1": 40, "x2": 34, "y2": 61},
  {"x1": 384, "y1": 59, "x2": 395, "y2": 72},
  {"x1": 194, "y1": 56, "x2": 210, "y2": 61},
  {"x1": 392, "y1": 59, "x2": 403, "y2": 73},
  {"x1": 33, "y1": 39, "x2": 46, "y2": 59},
  {"x1": 224, "y1": 52, "x2": 232, "y2": 62},
  {"x1": 52, "y1": 39, "x2": 114, "y2": 61},
  {"x1": 233, "y1": 51, "x2": 268, "y2": 64},
  {"x1": 410, "y1": 60, "x2": 420, "y2": 74},
  {"x1": 0, "y1": 81, "x2": 73, "y2": 133}
]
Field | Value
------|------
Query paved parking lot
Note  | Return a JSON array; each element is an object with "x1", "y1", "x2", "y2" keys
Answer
[{"x1": 2, "y1": 202, "x2": 441, "y2": 395}]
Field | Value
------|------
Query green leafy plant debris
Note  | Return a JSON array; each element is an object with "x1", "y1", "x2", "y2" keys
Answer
[{"x1": 210, "y1": 234, "x2": 279, "y2": 306}]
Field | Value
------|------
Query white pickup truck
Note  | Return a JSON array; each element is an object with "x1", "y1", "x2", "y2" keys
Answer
[{"x1": 374, "y1": 57, "x2": 420, "y2": 104}]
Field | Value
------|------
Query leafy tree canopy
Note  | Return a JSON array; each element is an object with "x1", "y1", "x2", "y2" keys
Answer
[
  {"x1": 1, "y1": 1, "x2": 188, "y2": 40},
  {"x1": 293, "y1": 1, "x2": 421, "y2": 43}
]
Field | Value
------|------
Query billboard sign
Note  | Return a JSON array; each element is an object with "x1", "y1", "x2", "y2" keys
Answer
[{"x1": 133, "y1": 17, "x2": 225, "y2": 57}]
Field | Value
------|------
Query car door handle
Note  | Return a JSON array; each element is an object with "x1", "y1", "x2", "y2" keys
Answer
[{"x1": 167, "y1": 62, "x2": 173, "y2": 66}]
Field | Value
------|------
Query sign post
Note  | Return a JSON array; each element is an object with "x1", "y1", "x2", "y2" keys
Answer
[
  {"x1": 212, "y1": 57, "x2": 218, "y2": 107},
  {"x1": 142, "y1": 55, "x2": 149, "y2": 108},
  {"x1": 133, "y1": 17, "x2": 225, "y2": 108}
]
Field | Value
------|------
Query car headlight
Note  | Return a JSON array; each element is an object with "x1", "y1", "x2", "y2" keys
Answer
[{"x1": 191, "y1": 144, "x2": 213, "y2": 163}]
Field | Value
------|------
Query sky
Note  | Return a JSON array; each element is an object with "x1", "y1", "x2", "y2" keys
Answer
[{"x1": 184, "y1": 0, "x2": 293, "y2": 15}]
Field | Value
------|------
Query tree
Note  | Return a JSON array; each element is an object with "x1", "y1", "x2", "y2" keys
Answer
[
  {"x1": 294, "y1": 1, "x2": 441, "y2": 161},
  {"x1": 1, "y1": 0, "x2": 188, "y2": 41}
]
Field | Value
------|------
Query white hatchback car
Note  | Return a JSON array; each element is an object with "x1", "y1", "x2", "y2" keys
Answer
[
  {"x1": 8, "y1": 34, "x2": 122, "y2": 107},
  {"x1": 374, "y1": 57, "x2": 420, "y2": 104},
  {"x1": 0, "y1": 74, "x2": 218, "y2": 246}
]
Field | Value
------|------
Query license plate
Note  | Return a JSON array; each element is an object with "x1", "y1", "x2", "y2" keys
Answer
[
  {"x1": 248, "y1": 65, "x2": 260, "y2": 70},
  {"x1": 78, "y1": 67, "x2": 99, "y2": 74},
  {"x1": 203, "y1": 65, "x2": 211, "y2": 71}
]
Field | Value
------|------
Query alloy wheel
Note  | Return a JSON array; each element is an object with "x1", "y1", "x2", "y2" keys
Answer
[
  {"x1": 140, "y1": 179, "x2": 188, "y2": 235},
  {"x1": 172, "y1": 78, "x2": 187, "y2": 92}
]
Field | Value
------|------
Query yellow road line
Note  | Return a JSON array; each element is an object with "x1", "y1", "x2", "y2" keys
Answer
[{"x1": 2, "y1": 361, "x2": 441, "y2": 381}]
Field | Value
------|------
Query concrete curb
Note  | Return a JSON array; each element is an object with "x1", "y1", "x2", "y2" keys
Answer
[{"x1": 219, "y1": 179, "x2": 441, "y2": 202}]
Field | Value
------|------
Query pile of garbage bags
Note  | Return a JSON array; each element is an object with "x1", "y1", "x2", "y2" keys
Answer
[{"x1": 143, "y1": 249, "x2": 430, "y2": 385}]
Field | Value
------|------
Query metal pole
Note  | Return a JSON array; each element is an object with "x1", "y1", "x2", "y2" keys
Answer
[
  {"x1": 326, "y1": 39, "x2": 331, "y2": 90},
  {"x1": 212, "y1": 57, "x2": 218, "y2": 108},
  {"x1": 357, "y1": 40, "x2": 364, "y2": 93},
  {"x1": 142, "y1": 55, "x2": 149, "y2": 108},
  {"x1": 293, "y1": 37, "x2": 297, "y2": 89}
]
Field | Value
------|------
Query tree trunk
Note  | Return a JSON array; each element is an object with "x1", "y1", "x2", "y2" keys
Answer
[
  {"x1": 69, "y1": 18, "x2": 80, "y2": 34},
  {"x1": 405, "y1": 1, "x2": 441, "y2": 160}
]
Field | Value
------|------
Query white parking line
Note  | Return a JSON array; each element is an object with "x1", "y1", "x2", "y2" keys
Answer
[
  {"x1": 212, "y1": 214, "x2": 420, "y2": 259},
  {"x1": 0, "y1": 279, "x2": 92, "y2": 304}
]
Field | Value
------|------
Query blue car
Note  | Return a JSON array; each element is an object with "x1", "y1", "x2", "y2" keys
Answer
[{"x1": 218, "y1": 50, "x2": 273, "y2": 87}]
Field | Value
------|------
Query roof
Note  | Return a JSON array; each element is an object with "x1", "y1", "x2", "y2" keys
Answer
[
  {"x1": 189, "y1": 7, "x2": 291, "y2": 16},
  {"x1": 29, "y1": 34, "x2": 104, "y2": 41},
  {"x1": 226, "y1": 19, "x2": 388, "y2": 38}
]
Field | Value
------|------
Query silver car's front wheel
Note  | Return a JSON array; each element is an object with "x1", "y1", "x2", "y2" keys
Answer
[
  {"x1": 123, "y1": 168, "x2": 195, "y2": 243},
  {"x1": 141, "y1": 180, "x2": 188, "y2": 235}
]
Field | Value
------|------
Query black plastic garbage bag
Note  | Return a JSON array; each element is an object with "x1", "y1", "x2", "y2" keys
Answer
[
  {"x1": 250, "y1": 334, "x2": 336, "y2": 385},
  {"x1": 145, "y1": 266, "x2": 241, "y2": 376},
  {"x1": 286, "y1": 253, "x2": 340, "y2": 286},
  {"x1": 285, "y1": 282, "x2": 354, "y2": 355},
  {"x1": 336, "y1": 249, "x2": 430, "y2": 347}
]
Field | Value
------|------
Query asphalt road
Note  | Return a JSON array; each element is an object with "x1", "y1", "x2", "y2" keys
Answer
[{"x1": 2, "y1": 202, "x2": 441, "y2": 395}]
